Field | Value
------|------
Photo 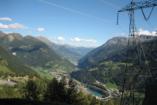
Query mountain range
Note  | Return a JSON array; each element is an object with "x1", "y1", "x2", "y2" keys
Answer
[
  {"x1": 37, "y1": 36, "x2": 94, "y2": 65},
  {"x1": 0, "y1": 31, "x2": 94, "y2": 77},
  {"x1": 0, "y1": 31, "x2": 74, "y2": 74},
  {"x1": 72, "y1": 35, "x2": 157, "y2": 91},
  {"x1": 0, "y1": 30, "x2": 157, "y2": 104},
  {"x1": 78, "y1": 37, "x2": 128, "y2": 69}
]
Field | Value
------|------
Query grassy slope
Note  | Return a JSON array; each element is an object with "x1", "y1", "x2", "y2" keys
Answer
[{"x1": 0, "y1": 46, "x2": 36, "y2": 76}]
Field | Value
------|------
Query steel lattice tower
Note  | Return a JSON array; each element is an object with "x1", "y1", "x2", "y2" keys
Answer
[{"x1": 117, "y1": 0, "x2": 157, "y2": 105}]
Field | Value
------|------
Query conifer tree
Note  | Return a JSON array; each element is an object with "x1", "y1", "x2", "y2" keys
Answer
[{"x1": 24, "y1": 80, "x2": 39, "y2": 101}]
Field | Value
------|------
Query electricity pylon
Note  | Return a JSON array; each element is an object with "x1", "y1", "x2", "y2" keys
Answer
[{"x1": 117, "y1": 0, "x2": 157, "y2": 105}]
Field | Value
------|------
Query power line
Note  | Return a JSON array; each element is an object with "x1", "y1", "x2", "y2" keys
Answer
[
  {"x1": 98, "y1": 0, "x2": 120, "y2": 9},
  {"x1": 38, "y1": 0, "x2": 109, "y2": 23}
]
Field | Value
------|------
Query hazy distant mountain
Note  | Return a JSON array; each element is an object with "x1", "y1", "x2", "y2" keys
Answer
[
  {"x1": 0, "y1": 32, "x2": 74, "y2": 73},
  {"x1": 37, "y1": 36, "x2": 94, "y2": 65}
]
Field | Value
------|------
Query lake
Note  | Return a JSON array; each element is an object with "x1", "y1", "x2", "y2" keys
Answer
[{"x1": 87, "y1": 87, "x2": 103, "y2": 97}]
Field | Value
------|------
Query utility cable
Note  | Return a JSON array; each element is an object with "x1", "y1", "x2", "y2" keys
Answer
[{"x1": 141, "y1": 7, "x2": 154, "y2": 21}]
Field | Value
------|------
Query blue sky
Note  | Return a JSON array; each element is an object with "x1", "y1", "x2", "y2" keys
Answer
[{"x1": 0, "y1": 0, "x2": 157, "y2": 47}]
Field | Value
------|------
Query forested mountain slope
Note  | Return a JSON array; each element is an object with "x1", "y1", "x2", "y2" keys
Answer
[{"x1": 0, "y1": 32, "x2": 74, "y2": 72}]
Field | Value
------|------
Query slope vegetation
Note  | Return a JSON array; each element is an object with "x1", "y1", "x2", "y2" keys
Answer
[
  {"x1": 0, "y1": 32, "x2": 74, "y2": 73},
  {"x1": 0, "y1": 46, "x2": 36, "y2": 76}
]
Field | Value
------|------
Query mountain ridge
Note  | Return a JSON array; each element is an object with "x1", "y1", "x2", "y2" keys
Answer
[
  {"x1": 37, "y1": 36, "x2": 94, "y2": 65},
  {"x1": 0, "y1": 32, "x2": 74, "y2": 73},
  {"x1": 78, "y1": 36, "x2": 128, "y2": 69}
]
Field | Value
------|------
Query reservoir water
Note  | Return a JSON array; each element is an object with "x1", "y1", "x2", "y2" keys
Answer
[{"x1": 87, "y1": 87, "x2": 103, "y2": 97}]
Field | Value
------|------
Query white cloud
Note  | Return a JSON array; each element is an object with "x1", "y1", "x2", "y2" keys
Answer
[
  {"x1": 0, "y1": 23, "x2": 25, "y2": 29},
  {"x1": 9, "y1": 23, "x2": 25, "y2": 29},
  {"x1": 37, "y1": 27, "x2": 45, "y2": 32},
  {"x1": 69, "y1": 37, "x2": 98, "y2": 47},
  {"x1": 45, "y1": 36, "x2": 98, "y2": 47},
  {"x1": 71, "y1": 37, "x2": 97, "y2": 43},
  {"x1": 57, "y1": 36, "x2": 65, "y2": 41},
  {"x1": 71, "y1": 37, "x2": 81, "y2": 42},
  {"x1": 0, "y1": 17, "x2": 12, "y2": 21},
  {"x1": 137, "y1": 28, "x2": 157, "y2": 36},
  {"x1": 0, "y1": 23, "x2": 8, "y2": 29},
  {"x1": 48, "y1": 36, "x2": 65, "y2": 45},
  {"x1": 84, "y1": 39, "x2": 97, "y2": 43}
]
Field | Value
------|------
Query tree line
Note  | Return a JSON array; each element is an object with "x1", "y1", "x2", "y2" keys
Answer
[{"x1": 23, "y1": 77, "x2": 117, "y2": 105}]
